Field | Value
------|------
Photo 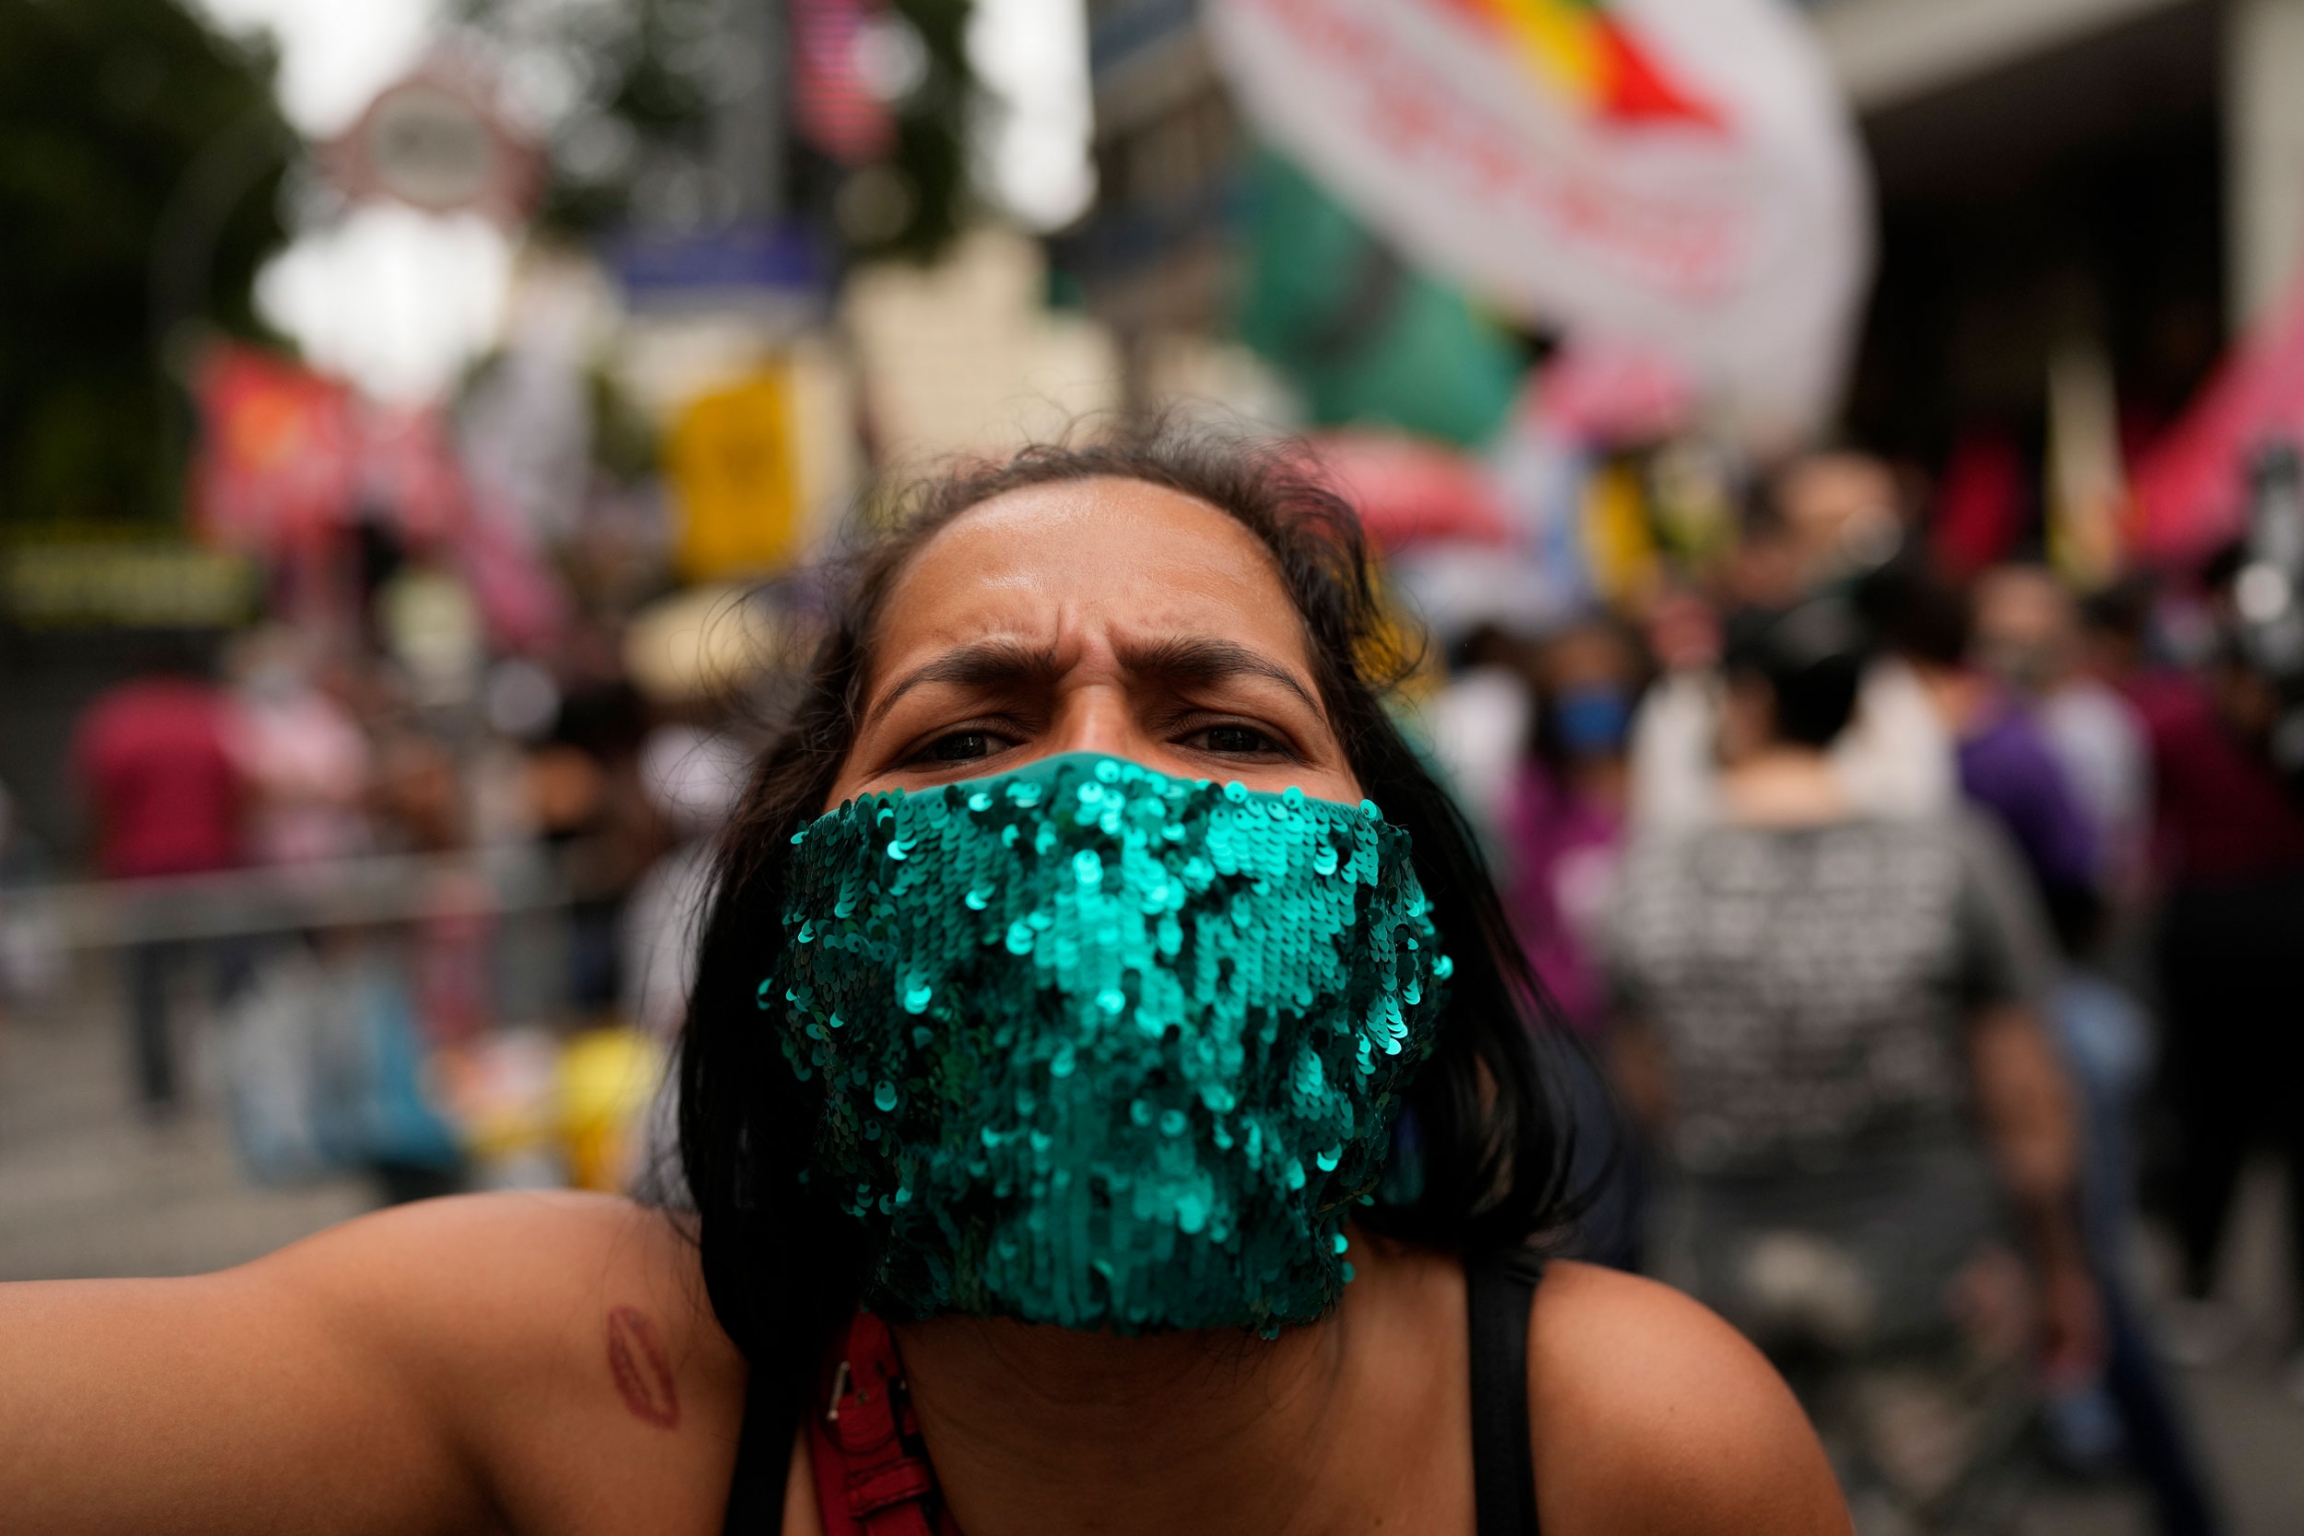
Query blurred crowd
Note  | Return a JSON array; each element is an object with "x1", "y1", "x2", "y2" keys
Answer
[
  {"x1": 14, "y1": 0, "x2": 2304, "y2": 1526},
  {"x1": 2, "y1": 430, "x2": 2298, "y2": 1532},
  {"x1": 22, "y1": 570, "x2": 765, "y2": 1204},
  {"x1": 1419, "y1": 445, "x2": 2304, "y2": 1532}
]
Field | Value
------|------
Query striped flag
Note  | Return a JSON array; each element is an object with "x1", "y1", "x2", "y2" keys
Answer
[{"x1": 794, "y1": 0, "x2": 896, "y2": 166}]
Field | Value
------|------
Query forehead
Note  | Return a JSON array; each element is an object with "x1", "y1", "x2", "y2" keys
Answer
[{"x1": 871, "y1": 477, "x2": 1310, "y2": 674}]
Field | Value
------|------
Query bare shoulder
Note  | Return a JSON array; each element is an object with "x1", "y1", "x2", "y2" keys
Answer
[
  {"x1": 1529, "y1": 1261, "x2": 1850, "y2": 1536},
  {"x1": 254, "y1": 1189, "x2": 709, "y2": 1329},
  {"x1": 255, "y1": 1192, "x2": 749, "y2": 1531}
]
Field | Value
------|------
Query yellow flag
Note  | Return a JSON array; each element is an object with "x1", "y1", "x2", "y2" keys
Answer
[
  {"x1": 2046, "y1": 338, "x2": 2126, "y2": 589},
  {"x1": 1582, "y1": 458, "x2": 1659, "y2": 606},
  {"x1": 669, "y1": 368, "x2": 801, "y2": 581}
]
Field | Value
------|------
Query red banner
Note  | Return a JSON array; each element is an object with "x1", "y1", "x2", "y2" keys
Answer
[{"x1": 191, "y1": 343, "x2": 358, "y2": 553}]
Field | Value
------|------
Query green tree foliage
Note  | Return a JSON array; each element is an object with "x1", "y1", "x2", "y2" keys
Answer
[
  {"x1": 454, "y1": 0, "x2": 720, "y2": 235},
  {"x1": 455, "y1": 0, "x2": 974, "y2": 261},
  {"x1": 860, "y1": 0, "x2": 972, "y2": 262},
  {"x1": 0, "y1": 0, "x2": 291, "y2": 526}
]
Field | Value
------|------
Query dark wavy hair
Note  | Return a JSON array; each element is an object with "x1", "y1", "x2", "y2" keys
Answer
[
  {"x1": 1722, "y1": 597, "x2": 1870, "y2": 750},
  {"x1": 677, "y1": 430, "x2": 1580, "y2": 1452}
]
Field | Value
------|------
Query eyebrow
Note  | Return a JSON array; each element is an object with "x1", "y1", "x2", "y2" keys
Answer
[
  {"x1": 1120, "y1": 635, "x2": 1323, "y2": 716},
  {"x1": 864, "y1": 635, "x2": 1323, "y2": 730}
]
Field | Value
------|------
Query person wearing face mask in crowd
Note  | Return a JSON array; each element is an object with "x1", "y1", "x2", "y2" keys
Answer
[
  {"x1": 0, "y1": 435, "x2": 1847, "y2": 1536},
  {"x1": 1500, "y1": 620, "x2": 1651, "y2": 1271},
  {"x1": 1503, "y1": 620, "x2": 1645, "y2": 1040}
]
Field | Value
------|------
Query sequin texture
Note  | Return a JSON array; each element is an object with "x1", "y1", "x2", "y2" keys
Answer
[{"x1": 768, "y1": 753, "x2": 1448, "y2": 1333}]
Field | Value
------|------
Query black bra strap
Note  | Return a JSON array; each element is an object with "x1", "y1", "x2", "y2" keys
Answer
[
  {"x1": 1467, "y1": 1248, "x2": 1546, "y2": 1536},
  {"x1": 722, "y1": 1362, "x2": 792, "y2": 1536}
]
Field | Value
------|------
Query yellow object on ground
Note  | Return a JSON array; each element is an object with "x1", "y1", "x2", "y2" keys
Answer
[{"x1": 557, "y1": 1025, "x2": 666, "y2": 1193}]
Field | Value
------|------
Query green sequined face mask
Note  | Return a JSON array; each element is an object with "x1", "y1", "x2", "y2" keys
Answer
[{"x1": 768, "y1": 752, "x2": 1449, "y2": 1335}]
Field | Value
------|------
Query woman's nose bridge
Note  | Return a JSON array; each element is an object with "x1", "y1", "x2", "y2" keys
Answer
[{"x1": 1045, "y1": 682, "x2": 1147, "y2": 757}]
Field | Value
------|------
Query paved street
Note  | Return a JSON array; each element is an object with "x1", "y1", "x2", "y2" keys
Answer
[
  {"x1": 0, "y1": 962, "x2": 372, "y2": 1282},
  {"x1": 1, "y1": 962, "x2": 2297, "y2": 1532}
]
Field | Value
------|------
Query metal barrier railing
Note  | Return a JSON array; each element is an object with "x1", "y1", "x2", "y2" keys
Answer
[{"x1": 0, "y1": 848, "x2": 570, "y2": 951}]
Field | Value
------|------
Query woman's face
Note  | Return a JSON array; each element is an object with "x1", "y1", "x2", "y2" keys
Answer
[{"x1": 827, "y1": 477, "x2": 1362, "y2": 809}]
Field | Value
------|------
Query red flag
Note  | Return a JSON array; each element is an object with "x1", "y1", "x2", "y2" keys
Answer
[
  {"x1": 1309, "y1": 430, "x2": 1513, "y2": 552},
  {"x1": 190, "y1": 343, "x2": 357, "y2": 552}
]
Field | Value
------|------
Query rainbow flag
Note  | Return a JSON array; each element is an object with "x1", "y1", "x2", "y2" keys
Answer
[{"x1": 1429, "y1": 0, "x2": 1719, "y2": 127}]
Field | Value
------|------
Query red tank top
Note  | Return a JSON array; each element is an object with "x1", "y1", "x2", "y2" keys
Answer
[{"x1": 806, "y1": 1310, "x2": 960, "y2": 1536}]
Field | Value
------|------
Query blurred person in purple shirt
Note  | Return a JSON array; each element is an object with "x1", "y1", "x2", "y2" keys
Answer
[
  {"x1": 1975, "y1": 569, "x2": 2153, "y2": 903},
  {"x1": 1881, "y1": 564, "x2": 2101, "y2": 948},
  {"x1": 1880, "y1": 562, "x2": 2228, "y2": 1534}
]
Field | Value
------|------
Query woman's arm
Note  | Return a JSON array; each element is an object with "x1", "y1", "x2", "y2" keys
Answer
[
  {"x1": 1950, "y1": 813, "x2": 2102, "y2": 1383},
  {"x1": 0, "y1": 1192, "x2": 744, "y2": 1536},
  {"x1": 1968, "y1": 1003, "x2": 2100, "y2": 1383},
  {"x1": 1, "y1": 1262, "x2": 487, "y2": 1532}
]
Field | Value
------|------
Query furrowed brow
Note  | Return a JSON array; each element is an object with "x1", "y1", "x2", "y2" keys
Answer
[
  {"x1": 1117, "y1": 636, "x2": 1324, "y2": 718},
  {"x1": 865, "y1": 640, "x2": 1065, "y2": 728}
]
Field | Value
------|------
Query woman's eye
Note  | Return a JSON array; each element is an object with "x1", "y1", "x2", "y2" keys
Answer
[
  {"x1": 1193, "y1": 724, "x2": 1282, "y2": 756},
  {"x1": 921, "y1": 731, "x2": 1005, "y2": 763}
]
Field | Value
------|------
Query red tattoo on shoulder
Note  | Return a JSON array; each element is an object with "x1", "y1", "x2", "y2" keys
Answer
[{"x1": 606, "y1": 1305, "x2": 681, "y2": 1429}]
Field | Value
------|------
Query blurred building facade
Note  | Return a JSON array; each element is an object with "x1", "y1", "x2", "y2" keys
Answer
[{"x1": 1811, "y1": 0, "x2": 2280, "y2": 484}]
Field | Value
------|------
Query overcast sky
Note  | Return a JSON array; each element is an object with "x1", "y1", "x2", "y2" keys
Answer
[
  {"x1": 187, "y1": 0, "x2": 1092, "y2": 402},
  {"x1": 193, "y1": 0, "x2": 441, "y2": 135}
]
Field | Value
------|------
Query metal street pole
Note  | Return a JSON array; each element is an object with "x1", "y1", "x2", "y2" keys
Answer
[
  {"x1": 146, "y1": 108, "x2": 298, "y2": 520},
  {"x1": 715, "y1": 0, "x2": 787, "y2": 224}
]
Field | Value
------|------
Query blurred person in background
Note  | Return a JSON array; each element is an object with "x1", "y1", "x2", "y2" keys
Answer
[
  {"x1": 371, "y1": 722, "x2": 495, "y2": 1054},
  {"x1": 2117, "y1": 551, "x2": 2304, "y2": 1395},
  {"x1": 532, "y1": 670, "x2": 665, "y2": 1020},
  {"x1": 0, "y1": 436, "x2": 1848, "y2": 1535},
  {"x1": 624, "y1": 715, "x2": 753, "y2": 1044},
  {"x1": 1630, "y1": 452, "x2": 1952, "y2": 832},
  {"x1": 1966, "y1": 568, "x2": 2224, "y2": 1533},
  {"x1": 1880, "y1": 565, "x2": 2101, "y2": 954},
  {"x1": 622, "y1": 708, "x2": 754, "y2": 1200},
  {"x1": 1505, "y1": 617, "x2": 1645, "y2": 1037},
  {"x1": 1423, "y1": 623, "x2": 1537, "y2": 854},
  {"x1": 70, "y1": 637, "x2": 251, "y2": 1111},
  {"x1": 1503, "y1": 616, "x2": 1650, "y2": 1269},
  {"x1": 1608, "y1": 598, "x2": 2096, "y2": 1534},
  {"x1": 226, "y1": 628, "x2": 374, "y2": 869},
  {"x1": 1972, "y1": 568, "x2": 2151, "y2": 912}
]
